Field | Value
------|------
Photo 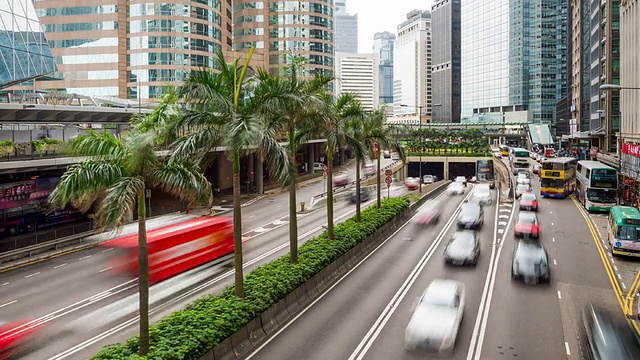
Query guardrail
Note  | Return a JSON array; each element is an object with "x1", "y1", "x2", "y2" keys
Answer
[
  {"x1": 311, "y1": 160, "x2": 401, "y2": 200},
  {"x1": 0, "y1": 230, "x2": 96, "y2": 267}
]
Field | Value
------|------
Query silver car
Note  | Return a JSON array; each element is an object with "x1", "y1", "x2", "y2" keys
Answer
[
  {"x1": 405, "y1": 279, "x2": 465, "y2": 354},
  {"x1": 444, "y1": 230, "x2": 480, "y2": 266},
  {"x1": 471, "y1": 184, "x2": 492, "y2": 205},
  {"x1": 447, "y1": 182, "x2": 465, "y2": 196},
  {"x1": 516, "y1": 171, "x2": 531, "y2": 185}
]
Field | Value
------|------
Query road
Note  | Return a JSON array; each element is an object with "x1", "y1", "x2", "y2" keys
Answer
[
  {"x1": 0, "y1": 159, "x2": 398, "y2": 359},
  {"x1": 244, "y1": 159, "x2": 627, "y2": 360}
]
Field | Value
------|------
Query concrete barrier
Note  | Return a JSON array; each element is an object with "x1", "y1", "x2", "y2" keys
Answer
[
  {"x1": 284, "y1": 291, "x2": 301, "y2": 316},
  {"x1": 273, "y1": 298, "x2": 290, "y2": 326},
  {"x1": 246, "y1": 317, "x2": 267, "y2": 347},
  {"x1": 259, "y1": 306, "x2": 279, "y2": 336},
  {"x1": 294, "y1": 284, "x2": 310, "y2": 308},
  {"x1": 213, "y1": 338, "x2": 236, "y2": 360},
  {"x1": 230, "y1": 326, "x2": 252, "y2": 358}
]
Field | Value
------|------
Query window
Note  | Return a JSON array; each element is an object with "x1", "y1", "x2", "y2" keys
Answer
[
  {"x1": 587, "y1": 189, "x2": 616, "y2": 203},
  {"x1": 617, "y1": 226, "x2": 640, "y2": 242}
]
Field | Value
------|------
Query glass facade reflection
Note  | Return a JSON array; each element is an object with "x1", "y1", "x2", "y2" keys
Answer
[
  {"x1": 0, "y1": 0, "x2": 57, "y2": 88},
  {"x1": 373, "y1": 31, "x2": 395, "y2": 111},
  {"x1": 431, "y1": 0, "x2": 461, "y2": 123}
]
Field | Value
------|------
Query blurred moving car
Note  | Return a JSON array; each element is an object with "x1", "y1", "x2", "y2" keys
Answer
[
  {"x1": 447, "y1": 182, "x2": 465, "y2": 196},
  {"x1": 404, "y1": 279, "x2": 465, "y2": 354},
  {"x1": 422, "y1": 174, "x2": 435, "y2": 184},
  {"x1": 313, "y1": 162, "x2": 325, "y2": 172},
  {"x1": 392, "y1": 152, "x2": 400, "y2": 160},
  {"x1": 515, "y1": 183, "x2": 531, "y2": 198},
  {"x1": 494, "y1": 151, "x2": 503, "y2": 159},
  {"x1": 471, "y1": 184, "x2": 492, "y2": 206},
  {"x1": 333, "y1": 173, "x2": 350, "y2": 187},
  {"x1": 384, "y1": 185, "x2": 406, "y2": 199},
  {"x1": 383, "y1": 150, "x2": 391, "y2": 158},
  {"x1": 350, "y1": 187, "x2": 371, "y2": 203},
  {"x1": 0, "y1": 319, "x2": 45, "y2": 359},
  {"x1": 516, "y1": 171, "x2": 531, "y2": 185},
  {"x1": 457, "y1": 201, "x2": 484, "y2": 229},
  {"x1": 405, "y1": 177, "x2": 420, "y2": 190},
  {"x1": 581, "y1": 304, "x2": 640, "y2": 360},
  {"x1": 444, "y1": 230, "x2": 480, "y2": 266},
  {"x1": 415, "y1": 200, "x2": 441, "y2": 225},
  {"x1": 511, "y1": 241, "x2": 550, "y2": 284},
  {"x1": 454, "y1": 176, "x2": 467, "y2": 186},
  {"x1": 468, "y1": 176, "x2": 478, "y2": 184},
  {"x1": 519, "y1": 192, "x2": 539, "y2": 211},
  {"x1": 514, "y1": 211, "x2": 540, "y2": 238},
  {"x1": 532, "y1": 164, "x2": 542, "y2": 175},
  {"x1": 363, "y1": 164, "x2": 376, "y2": 178}
]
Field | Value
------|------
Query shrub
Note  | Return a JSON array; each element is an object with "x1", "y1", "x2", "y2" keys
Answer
[{"x1": 91, "y1": 197, "x2": 410, "y2": 359}]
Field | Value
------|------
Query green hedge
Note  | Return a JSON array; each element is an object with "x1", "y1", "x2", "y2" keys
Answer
[{"x1": 91, "y1": 196, "x2": 411, "y2": 360}]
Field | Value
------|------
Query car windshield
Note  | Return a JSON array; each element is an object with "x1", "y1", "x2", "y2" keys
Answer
[
  {"x1": 518, "y1": 172, "x2": 530, "y2": 179},
  {"x1": 474, "y1": 186, "x2": 490, "y2": 195},
  {"x1": 521, "y1": 193, "x2": 537, "y2": 201},
  {"x1": 422, "y1": 285, "x2": 456, "y2": 308},
  {"x1": 461, "y1": 203, "x2": 480, "y2": 215},
  {"x1": 452, "y1": 231, "x2": 475, "y2": 246},
  {"x1": 424, "y1": 175, "x2": 433, "y2": 180},
  {"x1": 456, "y1": 176, "x2": 466, "y2": 181},
  {"x1": 518, "y1": 212, "x2": 538, "y2": 224},
  {"x1": 517, "y1": 184, "x2": 530, "y2": 191},
  {"x1": 516, "y1": 243, "x2": 546, "y2": 262},
  {"x1": 616, "y1": 226, "x2": 640, "y2": 242}
]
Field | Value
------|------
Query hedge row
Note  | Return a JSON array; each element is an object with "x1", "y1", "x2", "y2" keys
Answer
[{"x1": 91, "y1": 196, "x2": 411, "y2": 360}]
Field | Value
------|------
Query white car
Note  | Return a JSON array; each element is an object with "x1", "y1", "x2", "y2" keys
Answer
[
  {"x1": 447, "y1": 182, "x2": 465, "y2": 196},
  {"x1": 405, "y1": 279, "x2": 465, "y2": 354},
  {"x1": 363, "y1": 164, "x2": 376, "y2": 177},
  {"x1": 423, "y1": 175, "x2": 435, "y2": 184},
  {"x1": 471, "y1": 184, "x2": 492, "y2": 205},
  {"x1": 454, "y1": 176, "x2": 467, "y2": 186},
  {"x1": 516, "y1": 171, "x2": 531, "y2": 185}
]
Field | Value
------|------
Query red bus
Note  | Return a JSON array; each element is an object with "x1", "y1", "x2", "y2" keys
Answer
[
  {"x1": 102, "y1": 216, "x2": 234, "y2": 283},
  {"x1": 0, "y1": 319, "x2": 45, "y2": 359}
]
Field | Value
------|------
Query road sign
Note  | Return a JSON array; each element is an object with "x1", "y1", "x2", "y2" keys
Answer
[
  {"x1": 145, "y1": 189, "x2": 151, "y2": 198},
  {"x1": 323, "y1": 171, "x2": 327, "y2": 177},
  {"x1": 385, "y1": 176, "x2": 393, "y2": 185},
  {"x1": 322, "y1": 164, "x2": 328, "y2": 171},
  {"x1": 385, "y1": 169, "x2": 393, "y2": 177}
]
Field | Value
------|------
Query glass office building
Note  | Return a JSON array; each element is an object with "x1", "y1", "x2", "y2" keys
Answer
[
  {"x1": 373, "y1": 31, "x2": 394, "y2": 111},
  {"x1": 0, "y1": 0, "x2": 57, "y2": 89}
]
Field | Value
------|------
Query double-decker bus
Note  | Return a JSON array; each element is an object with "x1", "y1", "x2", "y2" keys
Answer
[
  {"x1": 499, "y1": 145, "x2": 510, "y2": 157},
  {"x1": 607, "y1": 206, "x2": 640, "y2": 257},
  {"x1": 576, "y1": 160, "x2": 618, "y2": 211},
  {"x1": 540, "y1": 157, "x2": 577, "y2": 198},
  {"x1": 102, "y1": 216, "x2": 234, "y2": 283},
  {"x1": 476, "y1": 159, "x2": 494, "y2": 181},
  {"x1": 509, "y1": 147, "x2": 530, "y2": 174},
  {"x1": 0, "y1": 177, "x2": 85, "y2": 238}
]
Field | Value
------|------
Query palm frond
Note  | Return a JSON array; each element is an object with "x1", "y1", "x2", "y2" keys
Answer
[
  {"x1": 65, "y1": 129, "x2": 127, "y2": 161},
  {"x1": 169, "y1": 127, "x2": 224, "y2": 165},
  {"x1": 257, "y1": 127, "x2": 295, "y2": 188},
  {"x1": 49, "y1": 161, "x2": 126, "y2": 211},
  {"x1": 150, "y1": 163, "x2": 213, "y2": 206},
  {"x1": 96, "y1": 176, "x2": 144, "y2": 230},
  {"x1": 125, "y1": 130, "x2": 159, "y2": 176},
  {"x1": 224, "y1": 114, "x2": 261, "y2": 155}
]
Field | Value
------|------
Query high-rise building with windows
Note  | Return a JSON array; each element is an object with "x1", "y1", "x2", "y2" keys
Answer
[
  {"x1": 619, "y1": 0, "x2": 638, "y2": 148},
  {"x1": 461, "y1": 0, "x2": 567, "y2": 123},
  {"x1": 334, "y1": 0, "x2": 357, "y2": 54},
  {"x1": 431, "y1": 0, "x2": 460, "y2": 123},
  {"x1": 335, "y1": 52, "x2": 378, "y2": 111},
  {"x1": 0, "y1": 0, "x2": 57, "y2": 89},
  {"x1": 373, "y1": 31, "x2": 394, "y2": 112},
  {"x1": 393, "y1": 10, "x2": 432, "y2": 119}
]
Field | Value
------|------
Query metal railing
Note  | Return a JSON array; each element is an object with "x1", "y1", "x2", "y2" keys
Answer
[{"x1": 312, "y1": 160, "x2": 401, "y2": 200}]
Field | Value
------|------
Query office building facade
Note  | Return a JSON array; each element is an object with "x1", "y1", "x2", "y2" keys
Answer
[
  {"x1": 393, "y1": 10, "x2": 432, "y2": 119},
  {"x1": 335, "y1": 52, "x2": 378, "y2": 111},
  {"x1": 620, "y1": 0, "x2": 640, "y2": 146},
  {"x1": 431, "y1": 0, "x2": 460, "y2": 123},
  {"x1": 335, "y1": 0, "x2": 357, "y2": 53},
  {"x1": 373, "y1": 31, "x2": 394, "y2": 112},
  {"x1": 0, "y1": 0, "x2": 57, "y2": 89}
]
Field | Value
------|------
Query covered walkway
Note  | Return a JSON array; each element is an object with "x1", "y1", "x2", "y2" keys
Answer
[{"x1": 527, "y1": 124, "x2": 554, "y2": 145}]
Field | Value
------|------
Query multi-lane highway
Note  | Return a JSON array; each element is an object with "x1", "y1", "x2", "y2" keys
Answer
[
  {"x1": 0, "y1": 159, "x2": 399, "y2": 359},
  {"x1": 243, "y1": 159, "x2": 631, "y2": 360}
]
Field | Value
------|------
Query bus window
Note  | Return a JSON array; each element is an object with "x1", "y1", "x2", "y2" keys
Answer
[{"x1": 617, "y1": 226, "x2": 640, "y2": 241}]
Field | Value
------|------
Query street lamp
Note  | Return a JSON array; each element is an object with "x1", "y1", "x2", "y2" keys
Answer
[{"x1": 401, "y1": 104, "x2": 425, "y2": 192}]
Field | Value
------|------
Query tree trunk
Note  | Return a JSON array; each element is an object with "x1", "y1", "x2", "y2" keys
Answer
[
  {"x1": 327, "y1": 148, "x2": 335, "y2": 240},
  {"x1": 288, "y1": 129, "x2": 299, "y2": 263},
  {"x1": 355, "y1": 159, "x2": 361, "y2": 222},
  {"x1": 377, "y1": 150, "x2": 381, "y2": 209},
  {"x1": 137, "y1": 189, "x2": 150, "y2": 356},
  {"x1": 232, "y1": 151, "x2": 244, "y2": 298}
]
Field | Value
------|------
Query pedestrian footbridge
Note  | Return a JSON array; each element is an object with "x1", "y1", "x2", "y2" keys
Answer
[{"x1": 527, "y1": 124, "x2": 554, "y2": 145}]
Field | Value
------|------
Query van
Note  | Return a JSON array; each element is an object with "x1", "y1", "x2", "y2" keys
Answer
[{"x1": 313, "y1": 163, "x2": 325, "y2": 172}]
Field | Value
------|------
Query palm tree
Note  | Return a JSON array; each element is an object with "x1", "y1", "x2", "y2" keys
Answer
[
  {"x1": 48, "y1": 127, "x2": 212, "y2": 356},
  {"x1": 343, "y1": 102, "x2": 368, "y2": 222},
  {"x1": 371, "y1": 111, "x2": 407, "y2": 208},
  {"x1": 171, "y1": 51, "x2": 291, "y2": 297}
]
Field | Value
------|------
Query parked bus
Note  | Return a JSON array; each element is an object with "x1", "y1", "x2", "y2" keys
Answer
[
  {"x1": 102, "y1": 216, "x2": 234, "y2": 283},
  {"x1": 540, "y1": 157, "x2": 577, "y2": 198},
  {"x1": 607, "y1": 206, "x2": 640, "y2": 257},
  {"x1": 0, "y1": 177, "x2": 85, "y2": 238},
  {"x1": 509, "y1": 147, "x2": 530, "y2": 174},
  {"x1": 576, "y1": 161, "x2": 618, "y2": 211},
  {"x1": 499, "y1": 145, "x2": 510, "y2": 157}
]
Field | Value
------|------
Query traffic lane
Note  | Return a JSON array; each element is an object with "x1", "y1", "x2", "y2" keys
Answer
[
  {"x1": 25, "y1": 188, "x2": 405, "y2": 359},
  {"x1": 356, "y1": 192, "x2": 499, "y2": 360},
  {"x1": 243, "y1": 188, "x2": 478, "y2": 360}
]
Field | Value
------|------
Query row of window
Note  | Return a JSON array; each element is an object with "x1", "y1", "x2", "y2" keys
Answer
[
  {"x1": 43, "y1": 21, "x2": 117, "y2": 32},
  {"x1": 128, "y1": 52, "x2": 216, "y2": 67},
  {"x1": 36, "y1": 5, "x2": 117, "y2": 17}
]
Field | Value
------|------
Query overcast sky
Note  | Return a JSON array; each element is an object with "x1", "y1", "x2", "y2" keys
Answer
[{"x1": 346, "y1": 0, "x2": 435, "y2": 53}]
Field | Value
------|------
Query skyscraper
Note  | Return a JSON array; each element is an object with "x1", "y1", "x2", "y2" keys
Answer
[
  {"x1": 461, "y1": 0, "x2": 567, "y2": 123},
  {"x1": 431, "y1": 0, "x2": 461, "y2": 123},
  {"x1": 393, "y1": 10, "x2": 432, "y2": 119},
  {"x1": 335, "y1": 52, "x2": 378, "y2": 111},
  {"x1": 335, "y1": 0, "x2": 358, "y2": 53},
  {"x1": 373, "y1": 31, "x2": 395, "y2": 112},
  {"x1": 0, "y1": 0, "x2": 57, "y2": 89}
]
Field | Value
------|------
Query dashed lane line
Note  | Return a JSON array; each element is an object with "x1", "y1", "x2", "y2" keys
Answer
[
  {"x1": 0, "y1": 300, "x2": 17, "y2": 308},
  {"x1": 24, "y1": 272, "x2": 40, "y2": 278}
]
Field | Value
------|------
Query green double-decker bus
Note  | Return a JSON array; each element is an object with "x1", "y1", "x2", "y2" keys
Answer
[{"x1": 608, "y1": 206, "x2": 640, "y2": 257}]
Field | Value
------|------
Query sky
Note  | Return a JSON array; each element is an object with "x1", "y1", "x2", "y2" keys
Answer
[{"x1": 346, "y1": 0, "x2": 434, "y2": 53}]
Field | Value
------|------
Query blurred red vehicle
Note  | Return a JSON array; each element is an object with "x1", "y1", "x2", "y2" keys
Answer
[
  {"x1": 415, "y1": 201, "x2": 441, "y2": 225},
  {"x1": 519, "y1": 192, "x2": 539, "y2": 212},
  {"x1": 404, "y1": 177, "x2": 420, "y2": 190},
  {"x1": 0, "y1": 319, "x2": 44, "y2": 359},
  {"x1": 514, "y1": 211, "x2": 540, "y2": 239},
  {"x1": 103, "y1": 216, "x2": 234, "y2": 283}
]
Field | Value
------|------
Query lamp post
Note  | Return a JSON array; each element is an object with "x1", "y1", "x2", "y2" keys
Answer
[{"x1": 401, "y1": 104, "x2": 425, "y2": 192}]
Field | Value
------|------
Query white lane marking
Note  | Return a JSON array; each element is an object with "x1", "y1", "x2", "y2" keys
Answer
[
  {"x1": 79, "y1": 255, "x2": 92, "y2": 261},
  {"x1": 622, "y1": 282, "x2": 627, "y2": 290},
  {"x1": 272, "y1": 219, "x2": 288, "y2": 226},
  {"x1": 101, "y1": 248, "x2": 113, "y2": 253},
  {"x1": 611, "y1": 259, "x2": 615, "y2": 264},
  {"x1": 54, "y1": 263, "x2": 67, "y2": 269},
  {"x1": 498, "y1": 229, "x2": 504, "y2": 234},
  {"x1": 1, "y1": 282, "x2": 9, "y2": 286},
  {"x1": 248, "y1": 215, "x2": 255, "y2": 218},
  {"x1": 98, "y1": 267, "x2": 112, "y2": 273},
  {"x1": 551, "y1": 222, "x2": 554, "y2": 226},
  {"x1": 498, "y1": 221, "x2": 507, "y2": 226},
  {"x1": 553, "y1": 259, "x2": 557, "y2": 265},
  {"x1": 550, "y1": 211, "x2": 553, "y2": 214},
  {"x1": 25, "y1": 272, "x2": 40, "y2": 278},
  {"x1": 253, "y1": 228, "x2": 268, "y2": 233},
  {"x1": 604, "y1": 245, "x2": 609, "y2": 250},
  {"x1": 499, "y1": 209, "x2": 511, "y2": 213},
  {"x1": 565, "y1": 342, "x2": 571, "y2": 356},
  {"x1": 499, "y1": 215, "x2": 509, "y2": 219},
  {"x1": 614, "y1": 265, "x2": 618, "y2": 271},
  {"x1": 557, "y1": 291, "x2": 562, "y2": 299},
  {"x1": 552, "y1": 237, "x2": 555, "y2": 242},
  {"x1": 617, "y1": 274, "x2": 622, "y2": 280},
  {"x1": 0, "y1": 300, "x2": 17, "y2": 308}
]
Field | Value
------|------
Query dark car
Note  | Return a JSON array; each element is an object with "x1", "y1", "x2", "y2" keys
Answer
[
  {"x1": 519, "y1": 192, "x2": 539, "y2": 212},
  {"x1": 514, "y1": 211, "x2": 540, "y2": 239},
  {"x1": 457, "y1": 202, "x2": 484, "y2": 229},
  {"x1": 581, "y1": 304, "x2": 640, "y2": 360},
  {"x1": 350, "y1": 187, "x2": 371, "y2": 203},
  {"x1": 511, "y1": 241, "x2": 550, "y2": 284},
  {"x1": 444, "y1": 230, "x2": 480, "y2": 266}
]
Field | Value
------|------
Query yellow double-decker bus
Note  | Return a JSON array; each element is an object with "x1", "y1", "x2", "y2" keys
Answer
[{"x1": 540, "y1": 157, "x2": 577, "y2": 198}]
